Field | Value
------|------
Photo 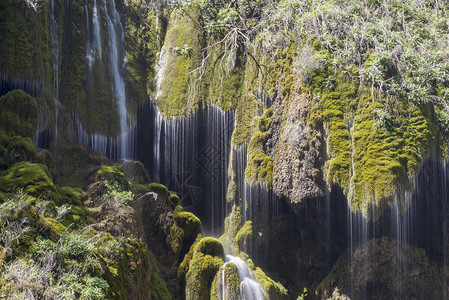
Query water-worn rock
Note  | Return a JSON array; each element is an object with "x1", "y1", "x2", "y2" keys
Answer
[{"x1": 269, "y1": 87, "x2": 325, "y2": 204}]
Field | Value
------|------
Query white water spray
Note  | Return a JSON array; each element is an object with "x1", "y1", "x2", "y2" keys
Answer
[{"x1": 220, "y1": 255, "x2": 266, "y2": 300}]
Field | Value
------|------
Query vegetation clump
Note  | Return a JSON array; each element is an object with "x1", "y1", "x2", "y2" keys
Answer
[{"x1": 185, "y1": 237, "x2": 224, "y2": 300}]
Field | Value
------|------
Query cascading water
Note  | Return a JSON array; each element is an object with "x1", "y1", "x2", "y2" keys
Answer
[
  {"x1": 220, "y1": 255, "x2": 267, "y2": 300},
  {"x1": 136, "y1": 100, "x2": 234, "y2": 234},
  {"x1": 50, "y1": 0, "x2": 61, "y2": 154},
  {"x1": 86, "y1": 0, "x2": 102, "y2": 72},
  {"x1": 104, "y1": 0, "x2": 129, "y2": 159},
  {"x1": 78, "y1": 0, "x2": 133, "y2": 160}
]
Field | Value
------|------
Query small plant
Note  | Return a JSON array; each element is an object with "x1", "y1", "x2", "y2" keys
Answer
[
  {"x1": 173, "y1": 44, "x2": 193, "y2": 58},
  {"x1": 103, "y1": 180, "x2": 134, "y2": 208}
]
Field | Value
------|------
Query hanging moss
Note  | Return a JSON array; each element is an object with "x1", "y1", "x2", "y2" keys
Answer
[
  {"x1": 245, "y1": 108, "x2": 274, "y2": 187},
  {"x1": 0, "y1": 0, "x2": 51, "y2": 81},
  {"x1": 125, "y1": 0, "x2": 159, "y2": 116},
  {"x1": 185, "y1": 237, "x2": 224, "y2": 300}
]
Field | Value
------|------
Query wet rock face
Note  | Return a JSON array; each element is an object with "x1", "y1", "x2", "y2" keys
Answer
[
  {"x1": 269, "y1": 90, "x2": 325, "y2": 204},
  {"x1": 319, "y1": 237, "x2": 444, "y2": 300},
  {"x1": 137, "y1": 191, "x2": 181, "y2": 296}
]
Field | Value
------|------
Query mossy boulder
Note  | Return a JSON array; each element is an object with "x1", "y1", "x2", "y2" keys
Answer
[
  {"x1": 185, "y1": 237, "x2": 225, "y2": 300},
  {"x1": 221, "y1": 262, "x2": 240, "y2": 299},
  {"x1": 0, "y1": 135, "x2": 36, "y2": 166},
  {"x1": 148, "y1": 183, "x2": 170, "y2": 198},
  {"x1": 0, "y1": 162, "x2": 58, "y2": 201},
  {"x1": 0, "y1": 90, "x2": 38, "y2": 138},
  {"x1": 171, "y1": 205, "x2": 202, "y2": 258},
  {"x1": 96, "y1": 164, "x2": 130, "y2": 190}
]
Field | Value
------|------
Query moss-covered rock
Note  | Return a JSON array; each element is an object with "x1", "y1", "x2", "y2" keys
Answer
[
  {"x1": 0, "y1": 90, "x2": 38, "y2": 138},
  {"x1": 0, "y1": 135, "x2": 37, "y2": 166},
  {"x1": 185, "y1": 237, "x2": 225, "y2": 300},
  {"x1": 151, "y1": 271, "x2": 172, "y2": 300},
  {"x1": 148, "y1": 183, "x2": 170, "y2": 197},
  {"x1": 245, "y1": 108, "x2": 274, "y2": 187},
  {"x1": 0, "y1": 162, "x2": 58, "y2": 200},
  {"x1": 171, "y1": 205, "x2": 202, "y2": 258},
  {"x1": 155, "y1": 5, "x2": 203, "y2": 117}
]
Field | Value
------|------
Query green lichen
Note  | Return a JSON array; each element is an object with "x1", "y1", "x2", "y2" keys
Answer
[{"x1": 185, "y1": 237, "x2": 225, "y2": 300}]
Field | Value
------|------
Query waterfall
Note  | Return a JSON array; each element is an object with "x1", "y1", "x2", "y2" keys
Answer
[
  {"x1": 92, "y1": 0, "x2": 102, "y2": 60},
  {"x1": 50, "y1": 0, "x2": 60, "y2": 154},
  {"x1": 85, "y1": 5, "x2": 92, "y2": 71},
  {"x1": 86, "y1": 0, "x2": 102, "y2": 72},
  {"x1": 136, "y1": 100, "x2": 235, "y2": 234},
  {"x1": 219, "y1": 255, "x2": 267, "y2": 300},
  {"x1": 104, "y1": 0, "x2": 129, "y2": 159},
  {"x1": 0, "y1": 73, "x2": 42, "y2": 98},
  {"x1": 78, "y1": 0, "x2": 133, "y2": 160}
]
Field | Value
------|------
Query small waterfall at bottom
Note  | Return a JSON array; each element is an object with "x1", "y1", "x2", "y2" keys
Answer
[{"x1": 219, "y1": 255, "x2": 267, "y2": 300}]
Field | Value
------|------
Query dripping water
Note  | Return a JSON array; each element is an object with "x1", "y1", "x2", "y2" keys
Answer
[
  {"x1": 50, "y1": 0, "x2": 60, "y2": 154},
  {"x1": 136, "y1": 100, "x2": 235, "y2": 235},
  {"x1": 104, "y1": 0, "x2": 129, "y2": 159}
]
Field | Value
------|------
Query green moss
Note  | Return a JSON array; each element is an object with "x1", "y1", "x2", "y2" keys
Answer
[
  {"x1": 221, "y1": 204, "x2": 242, "y2": 251},
  {"x1": 156, "y1": 6, "x2": 204, "y2": 117},
  {"x1": 0, "y1": 90, "x2": 38, "y2": 138},
  {"x1": 121, "y1": 160, "x2": 150, "y2": 185},
  {"x1": 310, "y1": 58, "x2": 435, "y2": 216},
  {"x1": 223, "y1": 263, "x2": 240, "y2": 297},
  {"x1": 185, "y1": 237, "x2": 225, "y2": 300},
  {"x1": 349, "y1": 93, "x2": 433, "y2": 216},
  {"x1": 0, "y1": 0, "x2": 51, "y2": 81},
  {"x1": 96, "y1": 164, "x2": 129, "y2": 189},
  {"x1": 151, "y1": 271, "x2": 172, "y2": 300},
  {"x1": 245, "y1": 108, "x2": 274, "y2": 187},
  {"x1": 148, "y1": 183, "x2": 170, "y2": 197},
  {"x1": 171, "y1": 205, "x2": 202, "y2": 258},
  {"x1": 0, "y1": 136, "x2": 37, "y2": 166},
  {"x1": 235, "y1": 220, "x2": 253, "y2": 247},
  {"x1": 169, "y1": 193, "x2": 180, "y2": 206},
  {"x1": 125, "y1": 1, "x2": 158, "y2": 116},
  {"x1": 0, "y1": 162, "x2": 58, "y2": 200},
  {"x1": 253, "y1": 267, "x2": 288, "y2": 299}
]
